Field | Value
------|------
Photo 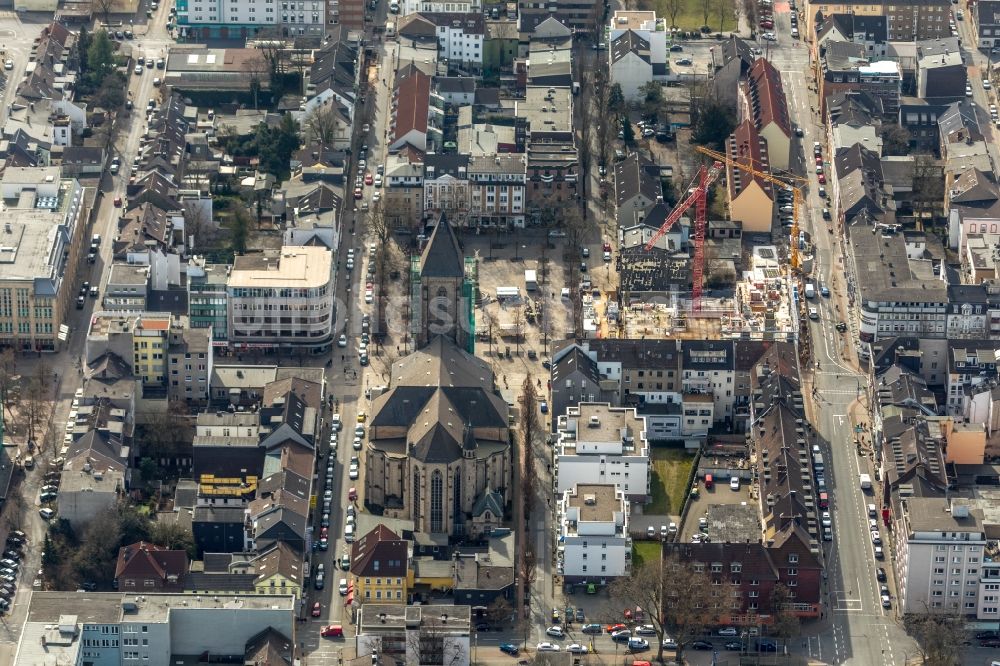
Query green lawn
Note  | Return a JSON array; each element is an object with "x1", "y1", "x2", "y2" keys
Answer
[
  {"x1": 643, "y1": 0, "x2": 738, "y2": 33},
  {"x1": 648, "y1": 447, "x2": 696, "y2": 515},
  {"x1": 633, "y1": 541, "x2": 662, "y2": 568}
]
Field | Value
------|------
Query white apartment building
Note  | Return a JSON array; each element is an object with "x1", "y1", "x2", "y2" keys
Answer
[
  {"x1": 434, "y1": 15, "x2": 484, "y2": 69},
  {"x1": 559, "y1": 484, "x2": 631, "y2": 583},
  {"x1": 403, "y1": 0, "x2": 481, "y2": 13},
  {"x1": 227, "y1": 246, "x2": 333, "y2": 350},
  {"x1": 555, "y1": 403, "x2": 650, "y2": 502},
  {"x1": 14, "y1": 592, "x2": 295, "y2": 666},
  {"x1": 977, "y1": 556, "x2": 1000, "y2": 621},
  {"x1": 895, "y1": 497, "x2": 987, "y2": 616},
  {"x1": 467, "y1": 155, "x2": 526, "y2": 228}
]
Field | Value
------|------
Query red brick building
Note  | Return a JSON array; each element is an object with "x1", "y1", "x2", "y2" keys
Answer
[{"x1": 114, "y1": 541, "x2": 189, "y2": 592}]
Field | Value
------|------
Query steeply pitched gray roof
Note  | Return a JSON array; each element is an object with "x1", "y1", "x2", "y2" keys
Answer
[
  {"x1": 370, "y1": 336, "x2": 509, "y2": 463},
  {"x1": 420, "y1": 213, "x2": 465, "y2": 278},
  {"x1": 610, "y1": 30, "x2": 651, "y2": 66}
]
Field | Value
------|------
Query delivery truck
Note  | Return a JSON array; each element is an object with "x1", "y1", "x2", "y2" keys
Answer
[{"x1": 859, "y1": 473, "x2": 872, "y2": 491}]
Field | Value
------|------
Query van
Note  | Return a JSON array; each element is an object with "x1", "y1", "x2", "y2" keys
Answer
[
  {"x1": 868, "y1": 504, "x2": 877, "y2": 518},
  {"x1": 704, "y1": 474, "x2": 713, "y2": 489}
]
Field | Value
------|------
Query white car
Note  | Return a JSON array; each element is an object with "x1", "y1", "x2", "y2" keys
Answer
[
  {"x1": 39, "y1": 508, "x2": 55, "y2": 520},
  {"x1": 353, "y1": 437, "x2": 363, "y2": 450},
  {"x1": 822, "y1": 512, "x2": 833, "y2": 528},
  {"x1": 871, "y1": 530, "x2": 882, "y2": 544},
  {"x1": 565, "y1": 644, "x2": 588, "y2": 654},
  {"x1": 338, "y1": 334, "x2": 347, "y2": 347},
  {"x1": 349, "y1": 465, "x2": 359, "y2": 480},
  {"x1": 662, "y1": 636, "x2": 678, "y2": 649},
  {"x1": 762, "y1": 32, "x2": 777, "y2": 41},
  {"x1": 373, "y1": 174, "x2": 383, "y2": 187},
  {"x1": 364, "y1": 289, "x2": 374, "y2": 304},
  {"x1": 331, "y1": 414, "x2": 342, "y2": 431},
  {"x1": 339, "y1": 578, "x2": 349, "y2": 595},
  {"x1": 545, "y1": 627, "x2": 564, "y2": 638},
  {"x1": 536, "y1": 643, "x2": 560, "y2": 652},
  {"x1": 3, "y1": 59, "x2": 12, "y2": 71},
  {"x1": 355, "y1": 425, "x2": 366, "y2": 438},
  {"x1": 730, "y1": 477, "x2": 740, "y2": 491},
  {"x1": 718, "y1": 627, "x2": 738, "y2": 636}
]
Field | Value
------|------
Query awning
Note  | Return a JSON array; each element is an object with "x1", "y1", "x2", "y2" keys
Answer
[{"x1": 344, "y1": 592, "x2": 354, "y2": 605}]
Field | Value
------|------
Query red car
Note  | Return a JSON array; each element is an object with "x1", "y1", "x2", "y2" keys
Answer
[
  {"x1": 623, "y1": 608, "x2": 633, "y2": 620},
  {"x1": 815, "y1": 155, "x2": 823, "y2": 165},
  {"x1": 348, "y1": 487, "x2": 358, "y2": 501},
  {"x1": 312, "y1": 602, "x2": 322, "y2": 617},
  {"x1": 320, "y1": 526, "x2": 329, "y2": 538},
  {"x1": 353, "y1": 188, "x2": 363, "y2": 200},
  {"x1": 113, "y1": 196, "x2": 123, "y2": 207},
  {"x1": 818, "y1": 173, "x2": 827, "y2": 184},
  {"x1": 606, "y1": 623, "x2": 627, "y2": 634},
  {"x1": 603, "y1": 241, "x2": 612, "y2": 252},
  {"x1": 364, "y1": 172, "x2": 373, "y2": 185},
  {"x1": 759, "y1": 20, "x2": 773, "y2": 28},
  {"x1": 321, "y1": 624, "x2": 344, "y2": 638}
]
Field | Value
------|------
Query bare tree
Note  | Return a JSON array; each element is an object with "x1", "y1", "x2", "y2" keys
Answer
[
  {"x1": 666, "y1": 0, "x2": 683, "y2": 29},
  {"x1": 138, "y1": 401, "x2": 194, "y2": 465},
  {"x1": 610, "y1": 551, "x2": 715, "y2": 663},
  {"x1": 21, "y1": 364, "x2": 51, "y2": 446},
  {"x1": 577, "y1": 75, "x2": 594, "y2": 207},
  {"x1": 246, "y1": 53, "x2": 269, "y2": 110},
  {"x1": 903, "y1": 610, "x2": 967, "y2": 666},
  {"x1": 182, "y1": 204, "x2": 215, "y2": 251},
  {"x1": 911, "y1": 153, "x2": 944, "y2": 224},
  {"x1": 486, "y1": 596, "x2": 513, "y2": 629},
  {"x1": 701, "y1": 0, "x2": 712, "y2": 29},
  {"x1": 481, "y1": 308, "x2": 498, "y2": 358},
  {"x1": 715, "y1": 0, "x2": 731, "y2": 31},
  {"x1": 304, "y1": 103, "x2": 341, "y2": 145},
  {"x1": 591, "y1": 69, "x2": 613, "y2": 172},
  {"x1": 0, "y1": 347, "x2": 17, "y2": 420},
  {"x1": 770, "y1": 584, "x2": 801, "y2": 639},
  {"x1": 94, "y1": 0, "x2": 114, "y2": 24},
  {"x1": 405, "y1": 624, "x2": 468, "y2": 666},
  {"x1": 511, "y1": 304, "x2": 525, "y2": 356}
]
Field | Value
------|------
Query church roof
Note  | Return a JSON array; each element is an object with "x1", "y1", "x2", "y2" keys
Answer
[
  {"x1": 472, "y1": 491, "x2": 503, "y2": 518},
  {"x1": 370, "y1": 336, "x2": 509, "y2": 463},
  {"x1": 420, "y1": 213, "x2": 465, "y2": 278}
]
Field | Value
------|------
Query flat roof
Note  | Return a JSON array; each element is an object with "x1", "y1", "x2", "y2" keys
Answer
[
  {"x1": 611, "y1": 10, "x2": 658, "y2": 30},
  {"x1": 0, "y1": 179, "x2": 80, "y2": 283},
  {"x1": 359, "y1": 604, "x2": 471, "y2": 633},
  {"x1": 229, "y1": 246, "x2": 332, "y2": 290},
  {"x1": 107, "y1": 263, "x2": 151, "y2": 287},
  {"x1": 520, "y1": 86, "x2": 573, "y2": 133},
  {"x1": 89, "y1": 311, "x2": 172, "y2": 337},
  {"x1": 567, "y1": 484, "x2": 619, "y2": 522}
]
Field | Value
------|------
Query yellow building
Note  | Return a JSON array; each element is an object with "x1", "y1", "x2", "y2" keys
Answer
[
  {"x1": 253, "y1": 542, "x2": 304, "y2": 600},
  {"x1": 350, "y1": 525, "x2": 411, "y2": 604},
  {"x1": 86, "y1": 312, "x2": 172, "y2": 385},
  {"x1": 726, "y1": 120, "x2": 775, "y2": 234}
]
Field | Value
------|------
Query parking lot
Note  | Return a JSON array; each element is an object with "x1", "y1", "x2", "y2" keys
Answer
[{"x1": 681, "y1": 473, "x2": 754, "y2": 541}]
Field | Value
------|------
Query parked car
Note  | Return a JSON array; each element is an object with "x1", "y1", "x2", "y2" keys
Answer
[{"x1": 536, "y1": 643, "x2": 560, "y2": 652}]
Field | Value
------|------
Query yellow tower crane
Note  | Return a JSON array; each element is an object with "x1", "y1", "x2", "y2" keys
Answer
[{"x1": 694, "y1": 145, "x2": 810, "y2": 272}]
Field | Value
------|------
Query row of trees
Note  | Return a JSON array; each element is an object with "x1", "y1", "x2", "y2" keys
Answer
[{"x1": 0, "y1": 349, "x2": 54, "y2": 448}]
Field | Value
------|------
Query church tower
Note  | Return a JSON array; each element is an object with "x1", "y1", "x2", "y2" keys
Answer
[{"x1": 410, "y1": 214, "x2": 475, "y2": 352}]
